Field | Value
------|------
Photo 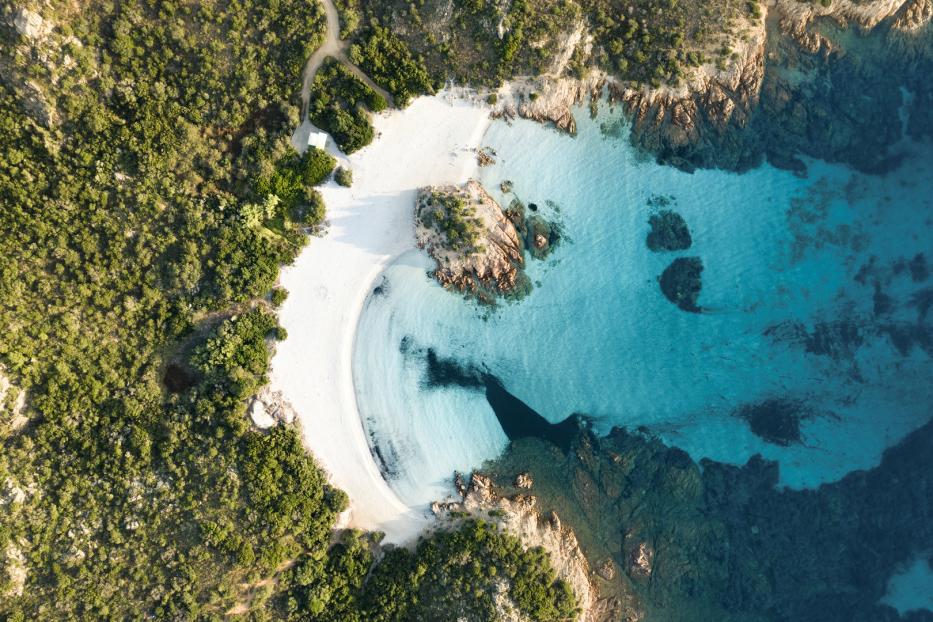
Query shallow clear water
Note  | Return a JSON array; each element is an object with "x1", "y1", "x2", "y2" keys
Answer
[{"x1": 354, "y1": 106, "x2": 933, "y2": 507}]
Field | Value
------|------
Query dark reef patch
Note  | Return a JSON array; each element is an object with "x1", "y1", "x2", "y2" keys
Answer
[
  {"x1": 646, "y1": 209, "x2": 692, "y2": 252},
  {"x1": 805, "y1": 320, "x2": 864, "y2": 360},
  {"x1": 483, "y1": 374, "x2": 581, "y2": 454},
  {"x1": 659, "y1": 256, "x2": 703, "y2": 312},
  {"x1": 736, "y1": 398, "x2": 808, "y2": 446},
  {"x1": 879, "y1": 323, "x2": 933, "y2": 357},
  {"x1": 483, "y1": 417, "x2": 933, "y2": 622},
  {"x1": 909, "y1": 253, "x2": 929, "y2": 283},
  {"x1": 913, "y1": 288, "x2": 933, "y2": 322},
  {"x1": 424, "y1": 347, "x2": 483, "y2": 389}
]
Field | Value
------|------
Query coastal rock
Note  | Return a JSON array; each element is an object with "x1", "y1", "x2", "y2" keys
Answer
[
  {"x1": 515, "y1": 472, "x2": 533, "y2": 489},
  {"x1": 247, "y1": 386, "x2": 297, "y2": 429},
  {"x1": 486, "y1": 417, "x2": 933, "y2": 622},
  {"x1": 492, "y1": 73, "x2": 606, "y2": 135},
  {"x1": 476, "y1": 147, "x2": 496, "y2": 167},
  {"x1": 627, "y1": 542, "x2": 654, "y2": 580},
  {"x1": 435, "y1": 473, "x2": 606, "y2": 622},
  {"x1": 893, "y1": 0, "x2": 933, "y2": 31},
  {"x1": 415, "y1": 180, "x2": 529, "y2": 302}
]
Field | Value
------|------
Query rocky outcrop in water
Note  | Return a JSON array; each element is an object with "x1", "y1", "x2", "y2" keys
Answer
[
  {"x1": 503, "y1": 198, "x2": 563, "y2": 261},
  {"x1": 646, "y1": 210, "x2": 692, "y2": 252},
  {"x1": 416, "y1": 181, "x2": 529, "y2": 303}
]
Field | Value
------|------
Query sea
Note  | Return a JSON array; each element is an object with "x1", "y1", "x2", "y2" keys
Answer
[{"x1": 352, "y1": 105, "x2": 933, "y2": 611}]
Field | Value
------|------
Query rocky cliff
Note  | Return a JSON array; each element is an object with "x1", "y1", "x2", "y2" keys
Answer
[
  {"x1": 488, "y1": 0, "x2": 932, "y2": 174},
  {"x1": 483, "y1": 418, "x2": 933, "y2": 622}
]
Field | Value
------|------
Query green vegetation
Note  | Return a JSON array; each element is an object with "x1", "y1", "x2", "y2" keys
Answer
[
  {"x1": 335, "y1": 166, "x2": 354, "y2": 187},
  {"x1": 419, "y1": 190, "x2": 484, "y2": 252},
  {"x1": 0, "y1": 1, "x2": 577, "y2": 619},
  {"x1": 301, "y1": 147, "x2": 338, "y2": 186},
  {"x1": 349, "y1": 26, "x2": 437, "y2": 106},
  {"x1": 308, "y1": 58, "x2": 387, "y2": 153},
  {"x1": 344, "y1": 0, "x2": 759, "y2": 96},
  {"x1": 359, "y1": 520, "x2": 578, "y2": 622}
]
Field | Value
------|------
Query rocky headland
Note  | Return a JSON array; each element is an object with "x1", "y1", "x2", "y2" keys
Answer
[
  {"x1": 487, "y1": 0, "x2": 933, "y2": 175},
  {"x1": 480, "y1": 416, "x2": 933, "y2": 622},
  {"x1": 431, "y1": 473, "x2": 610, "y2": 622}
]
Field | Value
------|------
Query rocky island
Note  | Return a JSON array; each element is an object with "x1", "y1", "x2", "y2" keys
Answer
[{"x1": 416, "y1": 181, "x2": 531, "y2": 303}]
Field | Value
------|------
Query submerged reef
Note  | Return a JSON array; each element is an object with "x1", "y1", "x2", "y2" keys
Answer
[
  {"x1": 735, "y1": 397, "x2": 812, "y2": 446},
  {"x1": 504, "y1": 197, "x2": 563, "y2": 261},
  {"x1": 482, "y1": 416, "x2": 933, "y2": 622},
  {"x1": 646, "y1": 209, "x2": 692, "y2": 252},
  {"x1": 659, "y1": 257, "x2": 704, "y2": 313},
  {"x1": 423, "y1": 348, "x2": 579, "y2": 452}
]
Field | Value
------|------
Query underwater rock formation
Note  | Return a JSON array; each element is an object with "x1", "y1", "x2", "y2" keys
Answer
[
  {"x1": 646, "y1": 210, "x2": 692, "y2": 252},
  {"x1": 736, "y1": 398, "x2": 810, "y2": 446},
  {"x1": 504, "y1": 198, "x2": 563, "y2": 261},
  {"x1": 659, "y1": 257, "x2": 704, "y2": 313}
]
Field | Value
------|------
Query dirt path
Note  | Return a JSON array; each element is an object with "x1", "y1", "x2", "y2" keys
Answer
[{"x1": 301, "y1": 0, "x2": 395, "y2": 119}]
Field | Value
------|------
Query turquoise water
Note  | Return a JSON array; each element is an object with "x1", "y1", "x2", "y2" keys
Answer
[
  {"x1": 354, "y1": 106, "x2": 933, "y2": 507},
  {"x1": 882, "y1": 555, "x2": 933, "y2": 614}
]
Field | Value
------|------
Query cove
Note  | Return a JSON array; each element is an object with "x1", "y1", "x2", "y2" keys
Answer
[{"x1": 353, "y1": 105, "x2": 933, "y2": 507}]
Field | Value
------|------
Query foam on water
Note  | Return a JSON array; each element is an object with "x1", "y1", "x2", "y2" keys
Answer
[{"x1": 353, "y1": 106, "x2": 933, "y2": 507}]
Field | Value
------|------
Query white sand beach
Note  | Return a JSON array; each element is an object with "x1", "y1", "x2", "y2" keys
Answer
[{"x1": 270, "y1": 93, "x2": 491, "y2": 544}]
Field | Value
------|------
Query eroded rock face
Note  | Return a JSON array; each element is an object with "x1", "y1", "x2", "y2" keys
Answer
[
  {"x1": 416, "y1": 180, "x2": 529, "y2": 303},
  {"x1": 433, "y1": 473, "x2": 607, "y2": 622},
  {"x1": 492, "y1": 73, "x2": 606, "y2": 134},
  {"x1": 492, "y1": 0, "x2": 931, "y2": 176}
]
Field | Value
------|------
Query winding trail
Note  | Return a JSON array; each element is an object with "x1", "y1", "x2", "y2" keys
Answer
[{"x1": 301, "y1": 0, "x2": 394, "y2": 119}]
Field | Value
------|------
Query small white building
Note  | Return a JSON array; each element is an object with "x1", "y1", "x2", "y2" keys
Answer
[{"x1": 307, "y1": 131, "x2": 328, "y2": 151}]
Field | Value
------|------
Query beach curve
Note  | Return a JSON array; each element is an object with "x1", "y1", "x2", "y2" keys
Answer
[{"x1": 270, "y1": 92, "x2": 491, "y2": 544}]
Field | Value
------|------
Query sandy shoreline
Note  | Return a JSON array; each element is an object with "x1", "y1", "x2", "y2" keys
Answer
[{"x1": 270, "y1": 92, "x2": 491, "y2": 544}]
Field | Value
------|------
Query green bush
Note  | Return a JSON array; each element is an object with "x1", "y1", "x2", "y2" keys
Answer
[
  {"x1": 270, "y1": 287, "x2": 289, "y2": 307},
  {"x1": 334, "y1": 166, "x2": 353, "y2": 187},
  {"x1": 301, "y1": 147, "x2": 336, "y2": 186}
]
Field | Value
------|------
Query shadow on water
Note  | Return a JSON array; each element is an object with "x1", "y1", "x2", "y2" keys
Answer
[{"x1": 423, "y1": 347, "x2": 582, "y2": 453}]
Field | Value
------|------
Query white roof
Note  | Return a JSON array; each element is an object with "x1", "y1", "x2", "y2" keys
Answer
[{"x1": 307, "y1": 131, "x2": 328, "y2": 150}]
